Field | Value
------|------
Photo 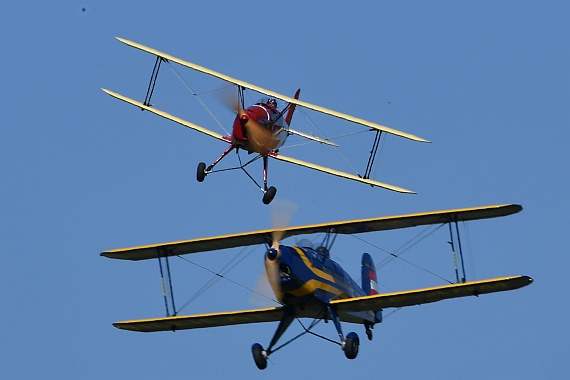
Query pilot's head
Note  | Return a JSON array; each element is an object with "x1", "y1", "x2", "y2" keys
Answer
[
  {"x1": 267, "y1": 98, "x2": 277, "y2": 108},
  {"x1": 316, "y1": 246, "x2": 330, "y2": 258}
]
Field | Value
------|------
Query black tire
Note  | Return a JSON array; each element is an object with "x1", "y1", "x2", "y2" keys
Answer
[
  {"x1": 251, "y1": 343, "x2": 267, "y2": 370},
  {"x1": 262, "y1": 186, "x2": 277, "y2": 205},
  {"x1": 344, "y1": 332, "x2": 360, "y2": 359},
  {"x1": 196, "y1": 162, "x2": 207, "y2": 182}
]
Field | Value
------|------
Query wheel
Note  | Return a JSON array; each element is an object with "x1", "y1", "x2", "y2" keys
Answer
[
  {"x1": 262, "y1": 186, "x2": 277, "y2": 205},
  {"x1": 196, "y1": 162, "x2": 207, "y2": 182},
  {"x1": 251, "y1": 343, "x2": 267, "y2": 370},
  {"x1": 343, "y1": 332, "x2": 360, "y2": 359}
]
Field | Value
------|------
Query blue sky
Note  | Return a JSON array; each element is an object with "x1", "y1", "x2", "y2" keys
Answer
[{"x1": 1, "y1": 1, "x2": 568, "y2": 378}]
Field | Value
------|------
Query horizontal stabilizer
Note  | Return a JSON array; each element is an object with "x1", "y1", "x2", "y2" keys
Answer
[
  {"x1": 287, "y1": 128, "x2": 339, "y2": 147},
  {"x1": 101, "y1": 204, "x2": 522, "y2": 261}
]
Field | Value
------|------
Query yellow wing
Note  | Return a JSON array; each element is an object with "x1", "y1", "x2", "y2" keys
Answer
[
  {"x1": 113, "y1": 276, "x2": 532, "y2": 332},
  {"x1": 332, "y1": 276, "x2": 532, "y2": 313},
  {"x1": 102, "y1": 88, "x2": 228, "y2": 143},
  {"x1": 115, "y1": 37, "x2": 429, "y2": 143},
  {"x1": 102, "y1": 88, "x2": 412, "y2": 192},
  {"x1": 113, "y1": 307, "x2": 284, "y2": 332},
  {"x1": 269, "y1": 151, "x2": 414, "y2": 193},
  {"x1": 101, "y1": 204, "x2": 522, "y2": 261}
]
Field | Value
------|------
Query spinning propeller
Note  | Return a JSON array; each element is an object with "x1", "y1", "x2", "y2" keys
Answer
[{"x1": 250, "y1": 200, "x2": 298, "y2": 306}]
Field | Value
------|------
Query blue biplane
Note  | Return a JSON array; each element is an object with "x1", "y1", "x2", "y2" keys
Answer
[{"x1": 102, "y1": 204, "x2": 532, "y2": 370}]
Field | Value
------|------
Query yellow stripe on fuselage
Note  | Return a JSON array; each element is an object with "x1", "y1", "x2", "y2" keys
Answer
[
  {"x1": 292, "y1": 247, "x2": 334, "y2": 282},
  {"x1": 288, "y1": 279, "x2": 345, "y2": 298},
  {"x1": 288, "y1": 247, "x2": 348, "y2": 299}
]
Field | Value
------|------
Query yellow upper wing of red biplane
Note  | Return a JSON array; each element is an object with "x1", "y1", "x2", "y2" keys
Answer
[
  {"x1": 101, "y1": 204, "x2": 521, "y2": 261},
  {"x1": 114, "y1": 37, "x2": 430, "y2": 143},
  {"x1": 112, "y1": 275, "x2": 531, "y2": 332}
]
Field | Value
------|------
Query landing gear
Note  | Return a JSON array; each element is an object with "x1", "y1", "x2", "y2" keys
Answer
[
  {"x1": 365, "y1": 323, "x2": 373, "y2": 341},
  {"x1": 251, "y1": 343, "x2": 268, "y2": 370},
  {"x1": 262, "y1": 186, "x2": 277, "y2": 205},
  {"x1": 196, "y1": 162, "x2": 206, "y2": 182},
  {"x1": 343, "y1": 332, "x2": 360, "y2": 359},
  {"x1": 250, "y1": 306, "x2": 366, "y2": 369},
  {"x1": 328, "y1": 306, "x2": 360, "y2": 360},
  {"x1": 260, "y1": 156, "x2": 277, "y2": 205},
  {"x1": 196, "y1": 145, "x2": 235, "y2": 183}
]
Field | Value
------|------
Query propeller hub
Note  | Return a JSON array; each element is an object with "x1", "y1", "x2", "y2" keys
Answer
[
  {"x1": 266, "y1": 248, "x2": 279, "y2": 261},
  {"x1": 240, "y1": 113, "x2": 250, "y2": 126}
]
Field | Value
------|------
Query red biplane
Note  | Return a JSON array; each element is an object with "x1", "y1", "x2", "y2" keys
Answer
[{"x1": 103, "y1": 38, "x2": 430, "y2": 204}]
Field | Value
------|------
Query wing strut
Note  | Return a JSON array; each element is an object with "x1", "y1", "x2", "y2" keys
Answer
[
  {"x1": 157, "y1": 247, "x2": 177, "y2": 317},
  {"x1": 447, "y1": 217, "x2": 467, "y2": 284},
  {"x1": 145, "y1": 56, "x2": 165, "y2": 107},
  {"x1": 364, "y1": 130, "x2": 383, "y2": 180}
]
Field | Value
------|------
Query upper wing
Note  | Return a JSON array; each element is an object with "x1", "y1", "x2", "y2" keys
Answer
[
  {"x1": 116, "y1": 37, "x2": 429, "y2": 143},
  {"x1": 101, "y1": 204, "x2": 521, "y2": 261},
  {"x1": 102, "y1": 88, "x2": 229, "y2": 143},
  {"x1": 269, "y1": 151, "x2": 415, "y2": 194},
  {"x1": 113, "y1": 306, "x2": 285, "y2": 333},
  {"x1": 331, "y1": 275, "x2": 533, "y2": 313}
]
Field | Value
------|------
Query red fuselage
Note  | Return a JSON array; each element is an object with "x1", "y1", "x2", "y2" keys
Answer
[{"x1": 231, "y1": 103, "x2": 288, "y2": 155}]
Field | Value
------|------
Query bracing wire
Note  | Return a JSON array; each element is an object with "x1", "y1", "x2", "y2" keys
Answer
[
  {"x1": 349, "y1": 223, "x2": 453, "y2": 284},
  {"x1": 174, "y1": 246, "x2": 282, "y2": 313},
  {"x1": 166, "y1": 61, "x2": 231, "y2": 136}
]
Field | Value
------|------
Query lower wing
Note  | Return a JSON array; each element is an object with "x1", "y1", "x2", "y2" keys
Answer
[
  {"x1": 102, "y1": 88, "x2": 228, "y2": 143},
  {"x1": 331, "y1": 275, "x2": 533, "y2": 313},
  {"x1": 269, "y1": 151, "x2": 415, "y2": 194},
  {"x1": 113, "y1": 307, "x2": 285, "y2": 332}
]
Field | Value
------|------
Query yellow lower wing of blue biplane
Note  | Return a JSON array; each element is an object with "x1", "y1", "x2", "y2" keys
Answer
[
  {"x1": 331, "y1": 275, "x2": 532, "y2": 312},
  {"x1": 112, "y1": 275, "x2": 531, "y2": 332}
]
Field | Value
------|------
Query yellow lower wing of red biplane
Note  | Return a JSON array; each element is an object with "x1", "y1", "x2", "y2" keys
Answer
[
  {"x1": 268, "y1": 152, "x2": 414, "y2": 193},
  {"x1": 101, "y1": 204, "x2": 521, "y2": 261},
  {"x1": 102, "y1": 88, "x2": 228, "y2": 143},
  {"x1": 112, "y1": 275, "x2": 531, "y2": 332},
  {"x1": 101, "y1": 88, "x2": 414, "y2": 194}
]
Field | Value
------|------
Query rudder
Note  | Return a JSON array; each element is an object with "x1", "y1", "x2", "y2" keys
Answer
[
  {"x1": 361, "y1": 252, "x2": 379, "y2": 295},
  {"x1": 361, "y1": 252, "x2": 382, "y2": 323}
]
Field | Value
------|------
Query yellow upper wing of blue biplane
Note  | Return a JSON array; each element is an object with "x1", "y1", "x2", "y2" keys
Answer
[{"x1": 101, "y1": 204, "x2": 522, "y2": 261}]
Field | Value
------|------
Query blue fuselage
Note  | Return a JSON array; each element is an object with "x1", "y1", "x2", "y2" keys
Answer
[{"x1": 272, "y1": 245, "x2": 379, "y2": 324}]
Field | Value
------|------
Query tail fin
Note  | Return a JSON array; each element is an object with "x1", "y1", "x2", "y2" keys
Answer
[
  {"x1": 361, "y1": 252, "x2": 379, "y2": 295},
  {"x1": 362, "y1": 252, "x2": 382, "y2": 323},
  {"x1": 284, "y1": 89, "x2": 301, "y2": 126}
]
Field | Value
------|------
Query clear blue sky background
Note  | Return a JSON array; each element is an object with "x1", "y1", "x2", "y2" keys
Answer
[{"x1": 2, "y1": 1, "x2": 568, "y2": 378}]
